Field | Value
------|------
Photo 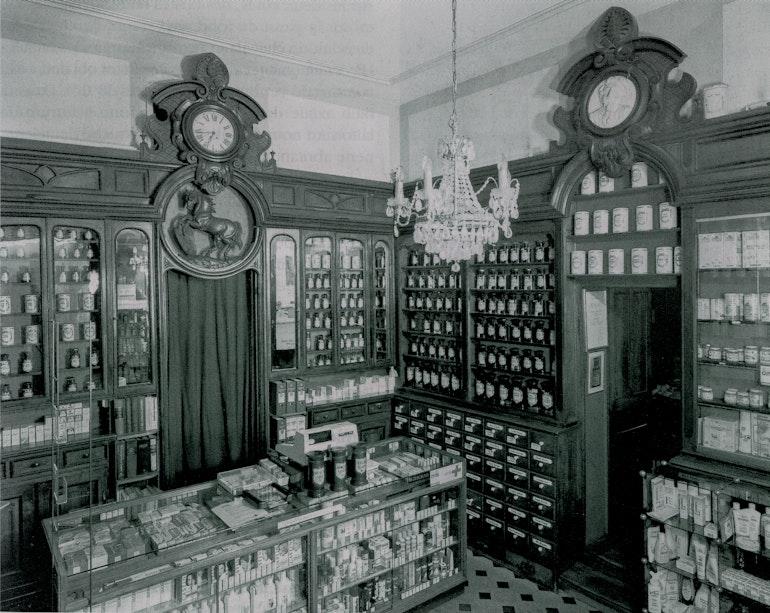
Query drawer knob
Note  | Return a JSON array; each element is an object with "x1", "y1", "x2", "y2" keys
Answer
[
  {"x1": 538, "y1": 525, "x2": 543, "y2": 531},
  {"x1": 538, "y1": 483, "x2": 544, "y2": 490},
  {"x1": 82, "y1": 453, "x2": 90, "y2": 459},
  {"x1": 538, "y1": 505, "x2": 544, "y2": 511},
  {"x1": 538, "y1": 462, "x2": 544, "y2": 468},
  {"x1": 30, "y1": 462, "x2": 41, "y2": 468}
]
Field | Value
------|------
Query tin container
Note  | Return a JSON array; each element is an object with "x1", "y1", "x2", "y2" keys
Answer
[
  {"x1": 743, "y1": 293, "x2": 759, "y2": 322},
  {"x1": 23, "y1": 294, "x2": 38, "y2": 314},
  {"x1": 0, "y1": 296, "x2": 10, "y2": 315},
  {"x1": 702, "y1": 83, "x2": 728, "y2": 119},
  {"x1": 674, "y1": 246, "x2": 681, "y2": 274},
  {"x1": 57, "y1": 293, "x2": 71, "y2": 312},
  {"x1": 83, "y1": 322, "x2": 97, "y2": 341},
  {"x1": 608, "y1": 249, "x2": 625, "y2": 274},
  {"x1": 330, "y1": 446, "x2": 348, "y2": 492},
  {"x1": 588, "y1": 250, "x2": 603, "y2": 275},
  {"x1": 736, "y1": 391, "x2": 750, "y2": 407},
  {"x1": 351, "y1": 443, "x2": 368, "y2": 486},
  {"x1": 761, "y1": 346, "x2": 770, "y2": 364},
  {"x1": 571, "y1": 251, "x2": 586, "y2": 275},
  {"x1": 60, "y1": 323, "x2": 75, "y2": 342},
  {"x1": 659, "y1": 203, "x2": 678, "y2": 229},
  {"x1": 655, "y1": 246, "x2": 674, "y2": 274},
  {"x1": 710, "y1": 298, "x2": 725, "y2": 321},
  {"x1": 724, "y1": 293, "x2": 743, "y2": 320},
  {"x1": 708, "y1": 346, "x2": 722, "y2": 361},
  {"x1": 580, "y1": 172, "x2": 596, "y2": 195},
  {"x1": 635, "y1": 204, "x2": 653, "y2": 231},
  {"x1": 1, "y1": 326, "x2": 14, "y2": 346},
  {"x1": 724, "y1": 389, "x2": 738, "y2": 406},
  {"x1": 697, "y1": 298, "x2": 711, "y2": 320},
  {"x1": 631, "y1": 248, "x2": 648, "y2": 274},
  {"x1": 574, "y1": 211, "x2": 590, "y2": 236},
  {"x1": 24, "y1": 325, "x2": 39, "y2": 345},
  {"x1": 307, "y1": 451, "x2": 327, "y2": 497},
  {"x1": 761, "y1": 293, "x2": 770, "y2": 322},
  {"x1": 631, "y1": 162, "x2": 648, "y2": 187},
  {"x1": 612, "y1": 207, "x2": 629, "y2": 233},
  {"x1": 598, "y1": 173, "x2": 614, "y2": 193},
  {"x1": 701, "y1": 387, "x2": 714, "y2": 401},
  {"x1": 592, "y1": 209, "x2": 609, "y2": 234},
  {"x1": 725, "y1": 347, "x2": 744, "y2": 364},
  {"x1": 745, "y1": 346, "x2": 759, "y2": 365},
  {"x1": 750, "y1": 389, "x2": 765, "y2": 408}
]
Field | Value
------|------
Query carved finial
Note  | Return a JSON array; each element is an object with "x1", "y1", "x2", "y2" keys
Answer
[
  {"x1": 594, "y1": 7, "x2": 638, "y2": 67},
  {"x1": 194, "y1": 53, "x2": 229, "y2": 98}
]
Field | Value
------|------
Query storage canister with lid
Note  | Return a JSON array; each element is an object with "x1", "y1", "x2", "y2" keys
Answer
[
  {"x1": 736, "y1": 391, "x2": 750, "y2": 407},
  {"x1": 701, "y1": 387, "x2": 714, "y2": 401},
  {"x1": 593, "y1": 209, "x2": 609, "y2": 234},
  {"x1": 708, "y1": 346, "x2": 722, "y2": 362},
  {"x1": 724, "y1": 293, "x2": 742, "y2": 320},
  {"x1": 723, "y1": 389, "x2": 738, "y2": 406},
  {"x1": 749, "y1": 389, "x2": 765, "y2": 408},
  {"x1": 745, "y1": 346, "x2": 759, "y2": 365}
]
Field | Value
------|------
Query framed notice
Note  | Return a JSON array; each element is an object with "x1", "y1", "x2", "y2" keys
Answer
[
  {"x1": 587, "y1": 350, "x2": 605, "y2": 394},
  {"x1": 583, "y1": 290, "x2": 608, "y2": 349}
]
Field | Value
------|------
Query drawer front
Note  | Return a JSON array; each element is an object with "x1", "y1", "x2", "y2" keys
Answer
[
  {"x1": 444, "y1": 428, "x2": 462, "y2": 448},
  {"x1": 340, "y1": 404, "x2": 366, "y2": 419},
  {"x1": 311, "y1": 407, "x2": 340, "y2": 426},
  {"x1": 506, "y1": 525, "x2": 529, "y2": 555},
  {"x1": 467, "y1": 471, "x2": 483, "y2": 492},
  {"x1": 445, "y1": 446, "x2": 462, "y2": 459},
  {"x1": 467, "y1": 489, "x2": 484, "y2": 511},
  {"x1": 426, "y1": 407, "x2": 444, "y2": 425},
  {"x1": 393, "y1": 415, "x2": 409, "y2": 433},
  {"x1": 463, "y1": 415, "x2": 483, "y2": 436},
  {"x1": 11, "y1": 454, "x2": 53, "y2": 477},
  {"x1": 485, "y1": 497, "x2": 505, "y2": 520},
  {"x1": 444, "y1": 410, "x2": 463, "y2": 430},
  {"x1": 529, "y1": 431, "x2": 555, "y2": 455},
  {"x1": 530, "y1": 536, "x2": 555, "y2": 566},
  {"x1": 484, "y1": 477, "x2": 505, "y2": 500},
  {"x1": 63, "y1": 445, "x2": 107, "y2": 468},
  {"x1": 506, "y1": 465, "x2": 529, "y2": 487},
  {"x1": 467, "y1": 509, "x2": 483, "y2": 534},
  {"x1": 530, "y1": 452, "x2": 555, "y2": 477},
  {"x1": 530, "y1": 494, "x2": 555, "y2": 520},
  {"x1": 426, "y1": 424, "x2": 443, "y2": 442},
  {"x1": 531, "y1": 516, "x2": 555, "y2": 541},
  {"x1": 531, "y1": 474, "x2": 556, "y2": 498},
  {"x1": 394, "y1": 401, "x2": 408, "y2": 415},
  {"x1": 463, "y1": 434, "x2": 482, "y2": 454},
  {"x1": 409, "y1": 419, "x2": 426, "y2": 437},
  {"x1": 465, "y1": 453, "x2": 483, "y2": 474},
  {"x1": 506, "y1": 485, "x2": 529, "y2": 509},
  {"x1": 484, "y1": 440, "x2": 505, "y2": 460},
  {"x1": 484, "y1": 458, "x2": 505, "y2": 480},
  {"x1": 506, "y1": 505, "x2": 528, "y2": 528},
  {"x1": 367, "y1": 401, "x2": 389, "y2": 415},
  {"x1": 506, "y1": 426, "x2": 529, "y2": 449},
  {"x1": 506, "y1": 447, "x2": 528, "y2": 467},
  {"x1": 484, "y1": 517, "x2": 505, "y2": 543},
  {"x1": 484, "y1": 419, "x2": 506, "y2": 442},
  {"x1": 409, "y1": 404, "x2": 427, "y2": 420},
  {"x1": 360, "y1": 424, "x2": 386, "y2": 443}
]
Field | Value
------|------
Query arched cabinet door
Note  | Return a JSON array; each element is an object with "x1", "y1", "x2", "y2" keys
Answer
[
  {"x1": 336, "y1": 237, "x2": 367, "y2": 367},
  {"x1": 302, "y1": 234, "x2": 334, "y2": 370},
  {"x1": 373, "y1": 239, "x2": 393, "y2": 366},
  {"x1": 268, "y1": 231, "x2": 299, "y2": 372}
]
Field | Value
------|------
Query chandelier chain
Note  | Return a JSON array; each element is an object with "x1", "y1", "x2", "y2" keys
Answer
[{"x1": 451, "y1": 0, "x2": 458, "y2": 136}]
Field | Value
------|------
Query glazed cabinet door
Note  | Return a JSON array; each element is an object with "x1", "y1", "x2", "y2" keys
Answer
[
  {"x1": 302, "y1": 234, "x2": 334, "y2": 370},
  {"x1": 109, "y1": 221, "x2": 156, "y2": 395},
  {"x1": 372, "y1": 236, "x2": 394, "y2": 366},
  {"x1": 337, "y1": 236, "x2": 368, "y2": 367}
]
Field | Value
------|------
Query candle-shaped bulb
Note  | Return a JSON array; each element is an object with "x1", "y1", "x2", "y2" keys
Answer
[
  {"x1": 498, "y1": 156, "x2": 510, "y2": 187},
  {"x1": 392, "y1": 166, "x2": 405, "y2": 201},
  {"x1": 422, "y1": 156, "x2": 433, "y2": 199}
]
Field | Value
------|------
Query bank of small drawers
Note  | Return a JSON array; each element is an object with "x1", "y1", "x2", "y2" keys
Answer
[{"x1": 393, "y1": 399, "x2": 560, "y2": 570}]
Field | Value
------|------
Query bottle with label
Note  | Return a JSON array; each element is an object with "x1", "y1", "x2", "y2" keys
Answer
[
  {"x1": 20, "y1": 352, "x2": 32, "y2": 373},
  {"x1": 0, "y1": 354, "x2": 9, "y2": 376},
  {"x1": 526, "y1": 380, "x2": 541, "y2": 413},
  {"x1": 69, "y1": 349, "x2": 81, "y2": 369},
  {"x1": 511, "y1": 378, "x2": 524, "y2": 410}
]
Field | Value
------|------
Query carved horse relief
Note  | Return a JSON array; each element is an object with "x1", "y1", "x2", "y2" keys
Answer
[{"x1": 171, "y1": 188, "x2": 243, "y2": 266}]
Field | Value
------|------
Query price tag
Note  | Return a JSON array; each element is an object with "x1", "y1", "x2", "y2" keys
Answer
[{"x1": 430, "y1": 462, "x2": 463, "y2": 486}]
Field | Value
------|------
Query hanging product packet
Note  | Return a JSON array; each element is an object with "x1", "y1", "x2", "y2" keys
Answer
[
  {"x1": 647, "y1": 570, "x2": 662, "y2": 613},
  {"x1": 690, "y1": 533, "x2": 708, "y2": 581},
  {"x1": 647, "y1": 526, "x2": 660, "y2": 561},
  {"x1": 706, "y1": 543, "x2": 719, "y2": 585}
]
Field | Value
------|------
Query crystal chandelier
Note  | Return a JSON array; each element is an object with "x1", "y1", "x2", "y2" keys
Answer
[{"x1": 386, "y1": 0, "x2": 520, "y2": 272}]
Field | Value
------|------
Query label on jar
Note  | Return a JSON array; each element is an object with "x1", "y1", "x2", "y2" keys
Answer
[
  {"x1": 588, "y1": 250, "x2": 603, "y2": 274},
  {"x1": 655, "y1": 246, "x2": 674, "y2": 274},
  {"x1": 659, "y1": 203, "x2": 677, "y2": 229},
  {"x1": 631, "y1": 248, "x2": 648, "y2": 274},
  {"x1": 334, "y1": 463, "x2": 347, "y2": 480},
  {"x1": 710, "y1": 298, "x2": 725, "y2": 321},
  {"x1": 527, "y1": 387, "x2": 539, "y2": 406},
  {"x1": 635, "y1": 205, "x2": 653, "y2": 231},
  {"x1": 542, "y1": 392, "x2": 554, "y2": 410},
  {"x1": 512, "y1": 387, "x2": 524, "y2": 404},
  {"x1": 612, "y1": 207, "x2": 629, "y2": 233},
  {"x1": 0, "y1": 327, "x2": 14, "y2": 346},
  {"x1": 57, "y1": 293, "x2": 71, "y2": 312},
  {"x1": 592, "y1": 209, "x2": 609, "y2": 234},
  {"x1": 311, "y1": 465, "x2": 325, "y2": 486},
  {"x1": 598, "y1": 173, "x2": 614, "y2": 193},
  {"x1": 571, "y1": 251, "x2": 586, "y2": 275},
  {"x1": 760, "y1": 364, "x2": 770, "y2": 387},
  {"x1": 745, "y1": 346, "x2": 759, "y2": 365},
  {"x1": 24, "y1": 325, "x2": 39, "y2": 344},
  {"x1": 725, "y1": 293, "x2": 743, "y2": 320},
  {"x1": 0, "y1": 296, "x2": 10, "y2": 315},
  {"x1": 608, "y1": 249, "x2": 624, "y2": 274},
  {"x1": 632, "y1": 162, "x2": 648, "y2": 188},
  {"x1": 485, "y1": 382, "x2": 495, "y2": 398},
  {"x1": 580, "y1": 172, "x2": 596, "y2": 195},
  {"x1": 743, "y1": 293, "x2": 759, "y2": 322},
  {"x1": 23, "y1": 294, "x2": 38, "y2": 314}
]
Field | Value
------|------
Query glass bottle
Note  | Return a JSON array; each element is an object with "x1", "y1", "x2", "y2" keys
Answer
[
  {"x1": 322, "y1": 274, "x2": 330, "y2": 289},
  {"x1": 488, "y1": 270, "x2": 497, "y2": 290},
  {"x1": 70, "y1": 349, "x2": 81, "y2": 369},
  {"x1": 498, "y1": 319, "x2": 508, "y2": 340},
  {"x1": 476, "y1": 269, "x2": 486, "y2": 290},
  {"x1": 475, "y1": 376, "x2": 485, "y2": 401},
  {"x1": 509, "y1": 349, "x2": 521, "y2": 373},
  {"x1": 499, "y1": 377, "x2": 510, "y2": 408},
  {"x1": 0, "y1": 354, "x2": 9, "y2": 376},
  {"x1": 496, "y1": 295, "x2": 505, "y2": 314},
  {"x1": 415, "y1": 293, "x2": 424, "y2": 309},
  {"x1": 541, "y1": 381, "x2": 555, "y2": 417},
  {"x1": 522, "y1": 350, "x2": 533, "y2": 373},
  {"x1": 535, "y1": 241, "x2": 546, "y2": 263},
  {"x1": 509, "y1": 243, "x2": 520, "y2": 264},
  {"x1": 477, "y1": 294, "x2": 487, "y2": 312},
  {"x1": 313, "y1": 313, "x2": 321, "y2": 329},
  {"x1": 410, "y1": 250, "x2": 419, "y2": 266},
  {"x1": 497, "y1": 269, "x2": 506, "y2": 290},
  {"x1": 520, "y1": 242, "x2": 531, "y2": 263},
  {"x1": 444, "y1": 294, "x2": 453, "y2": 311},
  {"x1": 1, "y1": 384, "x2": 11, "y2": 400},
  {"x1": 447, "y1": 342, "x2": 456, "y2": 362},
  {"x1": 488, "y1": 246, "x2": 497, "y2": 264},
  {"x1": 20, "y1": 352, "x2": 32, "y2": 373},
  {"x1": 499, "y1": 245, "x2": 509, "y2": 264},
  {"x1": 526, "y1": 380, "x2": 540, "y2": 413},
  {"x1": 498, "y1": 349, "x2": 508, "y2": 371},
  {"x1": 437, "y1": 342, "x2": 447, "y2": 360},
  {"x1": 487, "y1": 347, "x2": 497, "y2": 368},
  {"x1": 534, "y1": 351, "x2": 545, "y2": 374},
  {"x1": 486, "y1": 319, "x2": 496, "y2": 340},
  {"x1": 322, "y1": 294, "x2": 330, "y2": 309},
  {"x1": 477, "y1": 347, "x2": 487, "y2": 367}
]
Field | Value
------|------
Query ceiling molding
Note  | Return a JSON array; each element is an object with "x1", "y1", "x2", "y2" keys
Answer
[
  {"x1": 22, "y1": 0, "x2": 393, "y2": 85},
  {"x1": 392, "y1": 0, "x2": 589, "y2": 83}
]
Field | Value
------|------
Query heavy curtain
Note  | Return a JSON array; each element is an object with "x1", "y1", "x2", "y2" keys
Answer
[{"x1": 162, "y1": 270, "x2": 256, "y2": 488}]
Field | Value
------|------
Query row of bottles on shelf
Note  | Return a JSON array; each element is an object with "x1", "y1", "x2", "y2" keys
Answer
[
  {"x1": 476, "y1": 345, "x2": 551, "y2": 375},
  {"x1": 1, "y1": 323, "x2": 40, "y2": 346},
  {"x1": 306, "y1": 333, "x2": 366, "y2": 351},
  {"x1": 340, "y1": 273, "x2": 364, "y2": 290},
  {"x1": 305, "y1": 293, "x2": 331, "y2": 310},
  {"x1": 0, "y1": 268, "x2": 35, "y2": 283},
  {"x1": 1, "y1": 379, "x2": 36, "y2": 400},
  {"x1": 474, "y1": 318, "x2": 555, "y2": 346},
  {"x1": 405, "y1": 293, "x2": 462, "y2": 312},
  {"x1": 55, "y1": 291, "x2": 98, "y2": 312},
  {"x1": 697, "y1": 292, "x2": 770, "y2": 323},
  {"x1": 473, "y1": 374, "x2": 555, "y2": 417},
  {"x1": 55, "y1": 267, "x2": 99, "y2": 285},
  {"x1": 0, "y1": 351, "x2": 39, "y2": 376},
  {"x1": 305, "y1": 293, "x2": 367, "y2": 311},
  {"x1": 404, "y1": 365, "x2": 462, "y2": 395},
  {"x1": 473, "y1": 293, "x2": 555, "y2": 318},
  {"x1": 405, "y1": 270, "x2": 462, "y2": 290},
  {"x1": 406, "y1": 315, "x2": 459, "y2": 336},
  {"x1": 305, "y1": 312, "x2": 365, "y2": 330},
  {"x1": 406, "y1": 337, "x2": 460, "y2": 363},
  {"x1": 0, "y1": 292, "x2": 40, "y2": 315},
  {"x1": 474, "y1": 267, "x2": 555, "y2": 291},
  {"x1": 305, "y1": 251, "x2": 332, "y2": 270},
  {"x1": 475, "y1": 240, "x2": 554, "y2": 265}
]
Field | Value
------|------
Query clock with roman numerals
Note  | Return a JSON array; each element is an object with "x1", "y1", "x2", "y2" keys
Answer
[{"x1": 182, "y1": 102, "x2": 242, "y2": 159}]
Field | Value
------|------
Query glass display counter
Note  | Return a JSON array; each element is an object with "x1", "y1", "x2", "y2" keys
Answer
[{"x1": 44, "y1": 437, "x2": 466, "y2": 612}]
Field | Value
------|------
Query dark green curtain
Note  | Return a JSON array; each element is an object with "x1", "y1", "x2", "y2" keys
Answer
[{"x1": 162, "y1": 271, "x2": 256, "y2": 488}]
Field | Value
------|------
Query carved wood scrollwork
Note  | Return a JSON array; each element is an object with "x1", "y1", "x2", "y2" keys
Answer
[{"x1": 553, "y1": 7, "x2": 697, "y2": 178}]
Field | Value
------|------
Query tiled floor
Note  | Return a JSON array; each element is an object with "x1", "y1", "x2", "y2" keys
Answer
[{"x1": 417, "y1": 552, "x2": 619, "y2": 613}]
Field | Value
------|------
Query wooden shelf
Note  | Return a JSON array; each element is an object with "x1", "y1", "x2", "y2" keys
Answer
[
  {"x1": 699, "y1": 400, "x2": 770, "y2": 414},
  {"x1": 697, "y1": 359, "x2": 758, "y2": 370},
  {"x1": 116, "y1": 430, "x2": 158, "y2": 441},
  {"x1": 567, "y1": 273, "x2": 680, "y2": 288},
  {"x1": 117, "y1": 471, "x2": 159, "y2": 486},
  {"x1": 569, "y1": 183, "x2": 669, "y2": 202},
  {"x1": 569, "y1": 228, "x2": 680, "y2": 243},
  {"x1": 403, "y1": 355, "x2": 462, "y2": 366}
]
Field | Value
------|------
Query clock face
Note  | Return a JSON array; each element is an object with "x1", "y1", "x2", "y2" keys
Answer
[
  {"x1": 190, "y1": 108, "x2": 237, "y2": 155},
  {"x1": 586, "y1": 75, "x2": 638, "y2": 130}
]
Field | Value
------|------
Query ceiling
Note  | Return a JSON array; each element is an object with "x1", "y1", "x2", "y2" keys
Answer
[{"x1": 11, "y1": 0, "x2": 647, "y2": 84}]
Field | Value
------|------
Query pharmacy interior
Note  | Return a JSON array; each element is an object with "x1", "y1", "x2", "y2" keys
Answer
[{"x1": 1, "y1": 3, "x2": 770, "y2": 613}]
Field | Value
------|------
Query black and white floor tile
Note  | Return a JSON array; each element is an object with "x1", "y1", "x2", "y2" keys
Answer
[{"x1": 418, "y1": 552, "x2": 618, "y2": 613}]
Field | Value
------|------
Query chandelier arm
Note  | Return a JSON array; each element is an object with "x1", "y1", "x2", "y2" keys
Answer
[{"x1": 475, "y1": 176, "x2": 497, "y2": 197}]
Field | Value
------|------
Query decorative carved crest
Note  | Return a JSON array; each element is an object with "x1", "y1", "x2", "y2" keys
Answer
[
  {"x1": 146, "y1": 53, "x2": 276, "y2": 187},
  {"x1": 553, "y1": 7, "x2": 697, "y2": 177}
]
